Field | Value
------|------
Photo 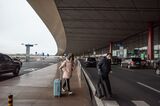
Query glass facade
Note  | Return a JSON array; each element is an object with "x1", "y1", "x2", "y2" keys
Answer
[
  {"x1": 113, "y1": 25, "x2": 160, "y2": 59},
  {"x1": 154, "y1": 27, "x2": 160, "y2": 58}
]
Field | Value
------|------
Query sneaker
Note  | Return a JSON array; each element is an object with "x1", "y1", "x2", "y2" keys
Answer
[
  {"x1": 62, "y1": 88, "x2": 66, "y2": 92},
  {"x1": 68, "y1": 91, "x2": 73, "y2": 95}
]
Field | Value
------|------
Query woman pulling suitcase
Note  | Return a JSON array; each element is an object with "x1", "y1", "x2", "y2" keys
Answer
[{"x1": 59, "y1": 53, "x2": 74, "y2": 95}]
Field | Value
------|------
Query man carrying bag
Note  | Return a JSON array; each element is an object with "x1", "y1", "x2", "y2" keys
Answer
[
  {"x1": 95, "y1": 75, "x2": 106, "y2": 99},
  {"x1": 96, "y1": 53, "x2": 113, "y2": 99}
]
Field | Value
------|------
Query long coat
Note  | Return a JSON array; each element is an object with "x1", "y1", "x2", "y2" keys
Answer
[
  {"x1": 59, "y1": 60, "x2": 74, "y2": 79},
  {"x1": 97, "y1": 57, "x2": 111, "y2": 78}
]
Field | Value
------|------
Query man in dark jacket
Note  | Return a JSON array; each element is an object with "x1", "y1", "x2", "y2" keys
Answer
[{"x1": 97, "y1": 53, "x2": 112, "y2": 98}]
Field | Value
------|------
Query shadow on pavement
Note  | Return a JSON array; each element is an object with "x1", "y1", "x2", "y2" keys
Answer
[{"x1": 0, "y1": 73, "x2": 15, "y2": 82}]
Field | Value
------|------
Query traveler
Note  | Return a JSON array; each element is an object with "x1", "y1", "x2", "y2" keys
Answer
[
  {"x1": 97, "y1": 53, "x2": 112, "y2": 98},
  {"x1": 59, "y1": 53, "x2": 74, "y2": 95}
]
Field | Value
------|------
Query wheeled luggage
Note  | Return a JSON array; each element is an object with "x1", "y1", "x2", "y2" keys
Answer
[
  {"x1": 95, "y1": 79, "x2": 106, "y2": 99},
  {"x1": 53, "y1": 79, "x2": 61, "y2": 97}
]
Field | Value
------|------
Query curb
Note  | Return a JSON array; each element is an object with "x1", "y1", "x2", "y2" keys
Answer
[{"x1": 81, "y1": 67, "x2": 104, "y2": 106}]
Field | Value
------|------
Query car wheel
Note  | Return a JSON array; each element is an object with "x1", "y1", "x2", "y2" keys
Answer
[
  {"x1": 128, "y1": 65, "x2": 131, "y2": 69},
  {"x1": 155, "y1": 68, "x2": 160, "y2": 75},
  {"x1": 13, "y1": 67, "x2": 20, "y2": 76}
]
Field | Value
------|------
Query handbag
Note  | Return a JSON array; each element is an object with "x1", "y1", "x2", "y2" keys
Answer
[{"x1": 95, "y1": 78, "x2": 106, "y2": 98}]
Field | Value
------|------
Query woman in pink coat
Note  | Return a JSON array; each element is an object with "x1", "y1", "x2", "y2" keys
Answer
[{"x1": 59, "y1": 53, "x2": 74, "y2": 95}]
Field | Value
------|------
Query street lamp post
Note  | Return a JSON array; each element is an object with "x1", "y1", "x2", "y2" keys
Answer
[{"x1": 21, "y1": 43, "x2": 37, "y2": 62}]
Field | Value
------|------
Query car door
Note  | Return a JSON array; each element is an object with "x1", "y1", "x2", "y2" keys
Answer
[
  {"x1": 123, "y1": 59, "x2": 129, "y2": 67},
  {"x1": 125, "y1": 59, "x2": 129, "y2": 67},
  {"x1": 0, "y1": 54, "x2": 6, "y2": 72},
  {"x1": 3, "y1": 55, "x2": 15, "y2": 72},
  {"x1": 121, "y1": 59, "x2": 126, "y2": 67}
]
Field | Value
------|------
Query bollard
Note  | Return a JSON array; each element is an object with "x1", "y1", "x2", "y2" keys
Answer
[{"x1": 8, "y1": 95, "x2": 13, "y2": 106}]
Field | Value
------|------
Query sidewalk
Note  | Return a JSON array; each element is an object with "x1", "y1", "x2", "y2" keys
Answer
[{"x1": 0, "y1": 64, "x2": 91, "y2": 106}]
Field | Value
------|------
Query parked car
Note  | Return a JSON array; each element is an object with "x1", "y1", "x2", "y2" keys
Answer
[
  {"x1": 0, "y1": 53, "x2": 22, "y2": 76},
  {"x1": 121, "y1": 58, "x2": 141, "y2": 69},
  {"x1": 85, "y1": 57, "x2": 97, "y2": 67},
  {"x1": 145, "y1": 59, "x2": 158, "y2": 69},
  {"x1": 12, "y1": 57, "x2": 23, "y2": 66},
  {"x1": 141, "y1": 59, "x2": 147, "y2": 68},
  {"x1": 112, "y1": 56, "x2": 121, "y2": 65}
]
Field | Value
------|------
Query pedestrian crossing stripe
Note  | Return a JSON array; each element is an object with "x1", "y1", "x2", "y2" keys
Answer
[
  {"x1": 103, "y1": 100, "x2": 119, "y2": 106},
  {"x1": 103, "y1": 100, "x2": 150, "y2": 106},
  {"x1": 132, "y1": 101, "x2": 150, "y2": 106}
]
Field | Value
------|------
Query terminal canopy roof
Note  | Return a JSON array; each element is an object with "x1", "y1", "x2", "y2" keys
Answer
[{"x1": 28, "y1": 0, "x2": 160, "y2": 55}]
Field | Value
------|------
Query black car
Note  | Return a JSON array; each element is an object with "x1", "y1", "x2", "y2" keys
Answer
[
  {"x1": 85, "y1": 57, "x2": 97, "y2": 67},
  {"x1": 0, "y1": 53, "x2": 22, "y2": 76}
]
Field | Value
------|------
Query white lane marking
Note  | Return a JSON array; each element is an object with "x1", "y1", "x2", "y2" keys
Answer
[
  {"x1": 121, "y1": 68, "x2": 134, "y2": 72},
  {"x1": 132, "y1": 101, "x2": 150, "y2": 106},
  {"x1": 103, "y1": 100, "x2": 119, "y2": 106},
  {"x1": 23, "y1": 68, "x2": 38, "y2": 71},
  {"x1": 49, "y1": 63, "x2": 54, "y2": 65},
  {"x1": 137, "y1": 82, "x2": 160, "y2": 93}
]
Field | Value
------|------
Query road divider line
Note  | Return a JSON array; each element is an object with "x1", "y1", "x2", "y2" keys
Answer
[
  {"x1": 121, "y1": 68, "x2": 134, "y2": 72},
  {"x1": 137, "y1": 82, "x2": 160, "y2": 93},
  {"x1": 23, "y1": 68, "x2": 38, "y2": 72}
]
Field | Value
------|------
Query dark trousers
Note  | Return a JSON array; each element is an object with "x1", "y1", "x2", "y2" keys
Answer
[
  {"x1": 99, "y1": 75, "x2": 112, "y2": 96},
  {"x1": 103, "y1": 76, "x2": 112, "y2": 96},
  {"x1": 62, "y1": 79, "x2": 71, "y2": 91}
]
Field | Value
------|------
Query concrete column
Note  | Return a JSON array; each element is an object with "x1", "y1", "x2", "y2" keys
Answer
[
  {"x1": 25, "y1": 44, "x2": 33, "y2": 62},
  {"x1": 147, "y1": 22, "x2": 154, "y2": 60},
  {"x1": 109, "y1": 42, "x2": 113, "y2": 55}
]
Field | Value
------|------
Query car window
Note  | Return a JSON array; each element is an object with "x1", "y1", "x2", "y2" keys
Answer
[
  {"x1": 126, "y1": 59, "x2": 131, "y2": 62},
  {"x1": 132, "y1": 58, "x2": 141, "y2": 62},
  {"x1": 0, "y1": 55, "x2": 5, "y2": 62},
  {"x1": 123, "y1": 58, "x2": 129, "y2": 62},
  {"x1": 3, "y1": 55, "x2": 12, "y2": 62},
  {"x1": 88, "y1": 58, "x2": 96, "y2": 61}
]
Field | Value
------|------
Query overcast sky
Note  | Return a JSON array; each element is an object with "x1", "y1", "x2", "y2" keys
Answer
[{"x1": 0, "y1": 0, "x2": 57, "y2": 55}]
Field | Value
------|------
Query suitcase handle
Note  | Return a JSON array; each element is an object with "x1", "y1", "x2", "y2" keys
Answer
[{"x1": 60, "y1": 69, "x2": 62, "y2": 80}]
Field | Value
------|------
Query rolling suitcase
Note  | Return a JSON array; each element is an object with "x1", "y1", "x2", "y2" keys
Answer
[
  {"x1": 95, "y1": 76, "x2": 107, "y2": 99},
  {"x1": 53, "y1": 79, "x2": 61, "y2": 97},
  {"x1": 53, "y1": 69, "x2": 62, "y2": 97},
  {"x1": 95, "y1": 81, "x2": 105, "y2": 98}
]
